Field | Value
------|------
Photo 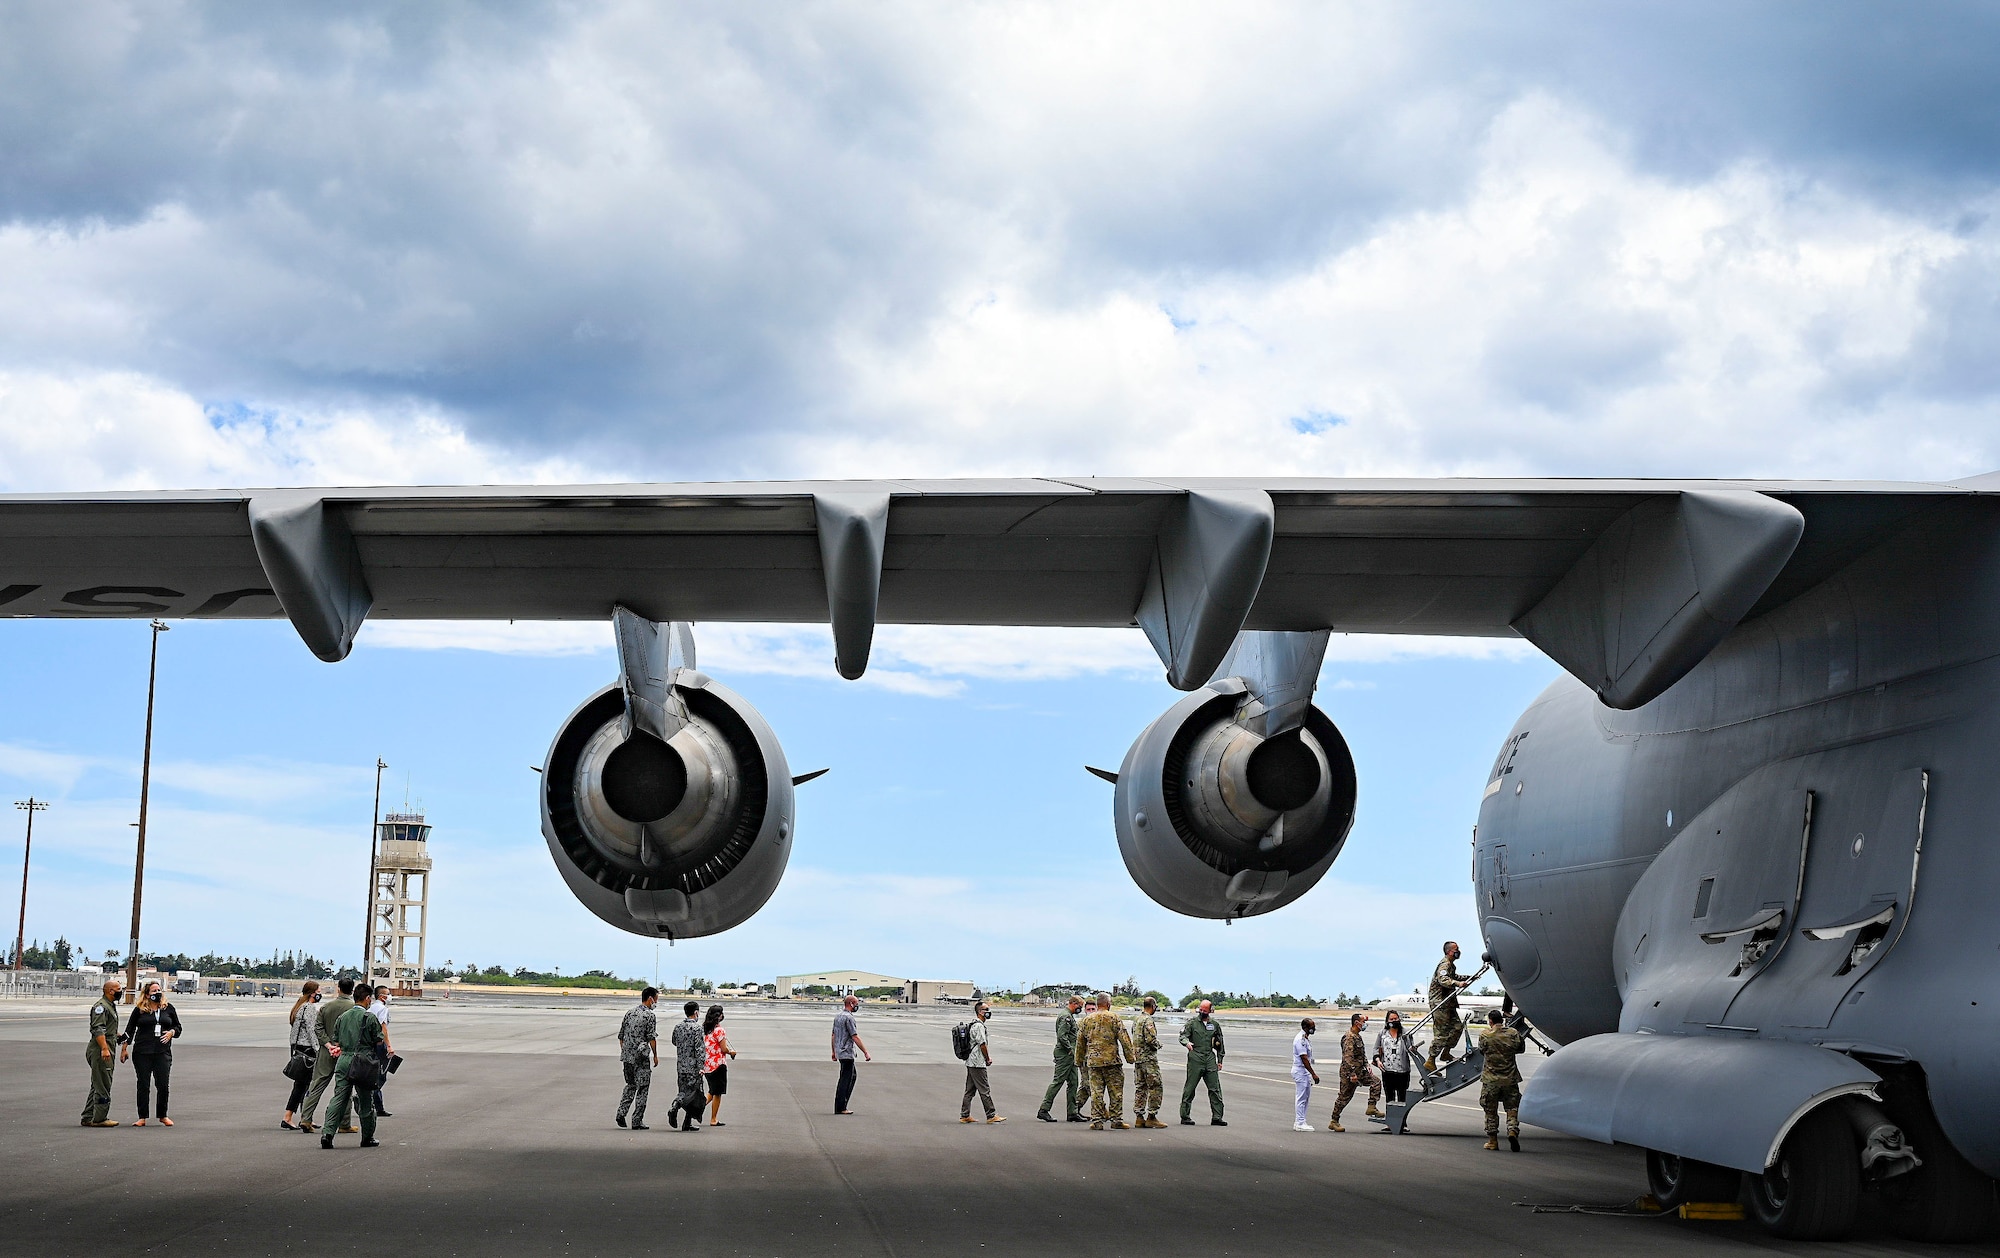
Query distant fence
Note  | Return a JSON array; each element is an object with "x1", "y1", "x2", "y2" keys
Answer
[{"x1": 0, "y1": 971, "x2": 101, "y2": 999}]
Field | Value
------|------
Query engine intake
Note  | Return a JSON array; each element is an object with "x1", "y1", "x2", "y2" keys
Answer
[
  {"x1": 542, "y1": 673, "x2": 795, "y2": 939},
  {"x1": 1114, "y1": 683, "x2": 1355, "y2": 919}
]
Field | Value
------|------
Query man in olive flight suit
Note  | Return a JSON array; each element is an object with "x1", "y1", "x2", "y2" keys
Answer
[
  {"x1": 81, "y1": 978, "x2": 124, "y2": 1127},
  {"x1": 1478, "y1": 1008, "x2": 1525, "y2": 1152},
  {"x1": 1326, "y1": 1011, "x2": 1382, "y2": 1132},
  {"x1": 1075, "y1": 992, "x2": 1134, "y2": 1130},
  {"x1": 1036, "y1": 995, "x2": 1086, "y2": 1123},
  {"x1": 1178, "y1": 999, "x2": 1227, "y2": 1126},
  {"x1": 1131, "y1": 996, "x2": 1165, "y2": 1128},
  {"x1": 298, "y1": 976, "x2": 358, "y2": 1134},
  {"x1": 1425, "y1": 941, "x2": 1471, "y2": 1072},
  {"x1": 321, "y1": 982, "x2": 385, "y2": 1149}
]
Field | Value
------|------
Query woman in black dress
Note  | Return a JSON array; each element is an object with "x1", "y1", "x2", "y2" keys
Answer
[{"x1": 122, "y1": 980, "x2": 184, "y2": 1126}]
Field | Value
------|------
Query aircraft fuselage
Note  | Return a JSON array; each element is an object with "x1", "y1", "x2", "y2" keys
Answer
[{"x1": 1476, "y1": 497, "x2": 2000, "y2": 1175}]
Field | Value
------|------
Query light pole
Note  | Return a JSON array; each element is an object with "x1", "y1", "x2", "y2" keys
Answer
[
  {"x1": 125, "y1": 619, "x2": 168, "y2": 1001},
  {"x1": 360, "y1": 758, "x2": 386, "y2": 982},
  {"x1": 13, "y1": 798, "x2": 47, "y2": 970}
]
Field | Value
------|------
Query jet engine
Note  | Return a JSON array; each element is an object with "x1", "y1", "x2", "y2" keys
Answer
[
  {"x1": 1112, "y1": 683, "x2": 1356, "y2": 919},
  {"x1": 541, "y1": 672, "x2": 795, "y2": 940}
]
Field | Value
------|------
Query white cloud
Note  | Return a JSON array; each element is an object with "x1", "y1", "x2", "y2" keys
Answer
[
  {"x1": 0, "y1": 365, "x2": 592, "y2": 494},
  {"x1": 0, "y1": 740, "x2": 363, "y2": 806},
  {"x1": 819, "y1": 95, "x2": 1998, "y2": 482}
]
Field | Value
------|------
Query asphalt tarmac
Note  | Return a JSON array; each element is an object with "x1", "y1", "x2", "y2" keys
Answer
[{"x1": 0, "y1": 996, "x2": 1966, "y2": 1256}]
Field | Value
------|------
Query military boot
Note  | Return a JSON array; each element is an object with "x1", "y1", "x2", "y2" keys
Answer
[
  {"x1": 1483, "y1": 1136, "x2": 1499, "y2": 1151},
  {"x1": 1422, "y1": 1055, "x2": 1436, "y2": 1073},
  {"x1": 1365, "y1": 1105, "x2": 1384, "y2": 1118},
  {"x1": 1509, "y1": 1134, "x2": 1520, "y2": 1152},
  {"x1": 1328, "y1": 1120, "x2": 1344, "y2": 1132}
]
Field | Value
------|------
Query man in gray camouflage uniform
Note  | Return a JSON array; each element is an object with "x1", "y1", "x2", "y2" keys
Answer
[
  {"x1": 667, "y1": 1000, "x2": 707, "y2": 1131},
  {"x1": 615, "y1": 987, "x2": 659, "y2": 1130}
]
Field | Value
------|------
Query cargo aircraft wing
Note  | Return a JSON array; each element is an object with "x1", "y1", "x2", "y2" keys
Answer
[{"x1": 0, "y1": 475, "x2": 1983, "y2": 708}]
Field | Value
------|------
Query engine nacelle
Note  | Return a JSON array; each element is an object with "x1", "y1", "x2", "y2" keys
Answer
[
  {"x1": 1113, "y1": 682, "x2": 1356, "y2": 919},
  {"x1": 541, "y1": 673, "x2": 795, "y2": 939}
]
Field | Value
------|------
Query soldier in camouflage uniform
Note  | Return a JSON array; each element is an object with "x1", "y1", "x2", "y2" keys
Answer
[
  {"x1": 81, "y1": 979, "x2": 124, "y2": 1127},
  {"x1": 615, "y1": 987, "x2": 659, "y2": 1129},
  {"x1": 667, "y1": 1000, "x2": 707, "y2": 1131},
  {"x1": 1036, "y1": 995, "x2": 1086, "y2": 1122},
  {"x1": 1131, "y1": 997, "x2": 1165, "y2": 1128},
  {"x1": 1477, "y1": 1008, "x2": 1525, "y2": 1151},
  {"x1": 1424, "y1": 940, "x2": 1471, "y2": 1071},
  {"x1": 1326, "y1": 1011, "x2": 1382, "y2": 1131},
  {"x1": 1074, "y1": 992, "x2": 1134, "y2": 1130}
]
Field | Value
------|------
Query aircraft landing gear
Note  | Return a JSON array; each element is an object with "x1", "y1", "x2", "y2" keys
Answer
[
  {"x1": 1745, "y1": 1106, "x2": 1859, "y2": 1239},
  {"x1": 1644, "y1": 1148, "x2": 1738, "y2": 1210},
  {"x1": 1881, "y1": 1132, "x2": 1996, "y2": 1242}
]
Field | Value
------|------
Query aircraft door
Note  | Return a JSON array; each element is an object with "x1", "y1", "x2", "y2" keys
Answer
[
  {"x1": 1735, "y1": 767, "x2": 1927, "y2": 1031},
  {"x1": 1612, "y1": 767, "x2": 1812, "y2": 1033}
]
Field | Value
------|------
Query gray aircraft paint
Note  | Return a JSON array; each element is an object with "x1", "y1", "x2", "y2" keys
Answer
[
  {"x1": 1481, "y1": 497, "x2": 2000, "y2": 1175},
  {"x1": 5, "y1": 473, "x2": 1999, "y2": 1201}
]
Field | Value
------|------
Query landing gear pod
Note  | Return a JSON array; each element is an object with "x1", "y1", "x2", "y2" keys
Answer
[
  {"x1": 1112, "y1": 682, "x2": 1356, "y2": 919},
  {"x1": 541, "y1": 674, "x2": 795, "y2": 940}
]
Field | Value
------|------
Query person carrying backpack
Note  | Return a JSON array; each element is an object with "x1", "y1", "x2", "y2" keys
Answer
[{"x1": 956, "y1": 1002, "x2": 1004, "y2": 1124}]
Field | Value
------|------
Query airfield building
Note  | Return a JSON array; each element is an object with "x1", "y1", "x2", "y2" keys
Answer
[{"x1": 776, "y1": 969, "x2": 975, "y2": 1003}]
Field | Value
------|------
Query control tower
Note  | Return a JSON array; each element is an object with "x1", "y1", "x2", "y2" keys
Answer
[{"x1": 367, "y1": 812, "x2": 432, "y2": 997}]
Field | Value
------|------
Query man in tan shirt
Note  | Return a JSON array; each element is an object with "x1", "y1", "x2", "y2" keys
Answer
[{"x1": 1074, "y1": 992, "x2": 1134, "y2": 1130}]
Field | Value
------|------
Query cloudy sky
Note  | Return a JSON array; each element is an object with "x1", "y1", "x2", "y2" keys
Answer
[{"x1": 1, "y1": 3, "x2": 1996, "y2": 1000}]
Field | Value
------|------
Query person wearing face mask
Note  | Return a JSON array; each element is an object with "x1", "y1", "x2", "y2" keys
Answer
[
  {"x1": 81, "y1": 978, "x2": 125, "y2": 1127},
  {"x1": 1373, "y1": 1009, "x2": 1413, "y2": 1110},
  {"x1": 121, "y1": 980, "x2": 184, "y2": 1126},
  {"x1": 298, "y1": 977, "x2": 358, "y2": 1135},
  {"x1": 366, "y1": 987, "x2": 394, "y2": 1117},
  {"x1": 320, "y1": 982, "x2": 384, "y2": 1149}
]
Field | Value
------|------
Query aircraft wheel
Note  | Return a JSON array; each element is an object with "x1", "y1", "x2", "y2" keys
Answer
[
  {"x1": 1746, "y1": 1106, "x2": 1858, "y2": 1239},
  {"x1": 1645, "y1": 1148, "x2": 1739, "y2": 1209},
  {"x1": 1884, "y1": 1147, "x2": 1997, "y2": 1242}
]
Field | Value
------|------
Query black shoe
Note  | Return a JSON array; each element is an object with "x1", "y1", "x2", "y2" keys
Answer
[
  {"x1": 280, "y1": 1120, "x2": 297, "y2": 1130},
  {"x1": 1211, "y1": 1119, "x2": 1228, "y2": 1126},
  {"x1": 616, "y1": 1114, "x2": 627, "y2": 1128},
  {"x1": 1508, "y1": 1134, "x2": 1520, "y2": 1152},
  {"x1": 683, "y1": 1121, "x2": 701, "y2": 1132},
  {"x1": 1036, "y1": 1112, "x2": 1057, "y2": 1123},
  {"x1": 631, "y1": 1123, "x2": 649, "y2": 1130},
  {"x1": 1065, "y1": 1114, "x2": 1086, "y2": 1123},
  {"x1": 360, "y1": 1139, "x2": 381, "y2": 1148},
  {"x1": 1181, "y1": 1117, "x2": 1196, "y2": 1125},
  {"x1": 375, "y1": 1110, "x2": 393, "y2": 1118},
  {"x1": 320, "y1": 1136, "x2": 334, "y2": 1149}
]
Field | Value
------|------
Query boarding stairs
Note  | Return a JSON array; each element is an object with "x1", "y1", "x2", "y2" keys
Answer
[{"x1": 1374, "y1": 963, "x2": 1546, "y2": 1135}]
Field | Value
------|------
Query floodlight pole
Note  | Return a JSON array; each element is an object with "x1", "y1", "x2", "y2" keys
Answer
[
  {"x1": 13, "y1": 798, "x2": 47, "y2": 970},
  {"x1": 125, "y1": 620, "x2": 168, "y2": 1001},
  {"x1": 361, "y1": 758, "x2": 386, "y2": 981}
]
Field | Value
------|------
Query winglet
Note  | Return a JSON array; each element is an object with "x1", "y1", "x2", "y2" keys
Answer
[
  {"x1": 792, "y1": 768, "x2": 831, "y2": 786},
  {"x1": 1085, "y1": 765, "x2": 1119, "y2": 785}
]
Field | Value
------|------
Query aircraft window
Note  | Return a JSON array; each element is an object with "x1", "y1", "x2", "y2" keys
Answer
[
  {"x1": 1665, "y1": 809, "x2": 1673, "y2": 827},
  {"x1": 1692, "y1": 877, "x2": 1715, "y2": 919}
]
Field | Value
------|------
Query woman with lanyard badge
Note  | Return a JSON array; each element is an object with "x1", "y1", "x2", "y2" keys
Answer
[{"x1": 122, "y1": 980, "x2": 184, "y2": 1126}]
